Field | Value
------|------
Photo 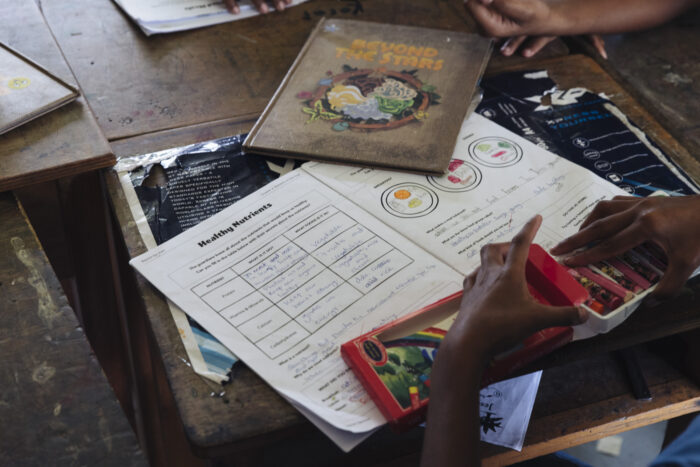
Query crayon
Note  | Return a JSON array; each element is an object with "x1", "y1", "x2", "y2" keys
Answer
[
  {"x1": 566, "y1": 268, "x2": 622, "y2": 313},
  {"x1": 621, "y1": 251, "x2": 661, "y2": 284},
  {"x1": 593, "y1": 261, "x2": 643, "y2": 294},
  {"x1": 609, "y1": 258, "x2": 652, "y2": 290},
  {"x1": 633, "y1": 245, "x2": 667, "y2": 273},
  {"x1": 576, "y1": 266, "x2": 635, "y2": 302}
]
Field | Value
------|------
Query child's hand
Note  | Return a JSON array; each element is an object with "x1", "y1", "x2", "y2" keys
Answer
[
  {"x1": 223, "y1": 0, "x2": 292, "y2": 15},
  {"x1": 551, "y1": 195, "x2": 700, "y2": 297},
  {"x1": 465, "y1": 0, "x2": 555, "y2": 39},
  {"x1": 442, "y1": 215, "x2": 587, "y2": 360},
  {"x1": 464, "y1": 0, "x2": 608, "y2": 58}
]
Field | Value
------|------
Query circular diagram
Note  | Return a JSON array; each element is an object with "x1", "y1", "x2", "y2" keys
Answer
[
  {"x1": 427, "y1": 159, "x2": 482, "y2": 192},
  {"x1": 468, "y1": 137, "x2": 523, "y2": 168},
  {"x1": 381, "y1": 183, "x2": 439, "y2": 218}
]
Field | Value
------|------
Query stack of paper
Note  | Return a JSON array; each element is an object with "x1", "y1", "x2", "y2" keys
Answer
[{"x1": 112, "y1": 0, "x2": 309, "y2": 35}]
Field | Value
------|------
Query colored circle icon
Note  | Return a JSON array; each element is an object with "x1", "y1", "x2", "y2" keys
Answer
[
  {"x1": 8, "y1": 77, "x2": 30, "y2": 90},
  {"x1": 427, "y1": 159, "x2": 482, "y2": 192},
  {"x1": 394, "y1": 189, "x2": 411, "y2": 200},
  {"x1": 382, "y1": 183, "x2": 438, "y2": 218},
  {"x1": 468, "y1": 137, "x2": 523, "y2": 168}
]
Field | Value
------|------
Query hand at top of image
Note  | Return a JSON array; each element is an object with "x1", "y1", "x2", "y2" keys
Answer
[{"x1": 223, "y1": 0, "x2": 292, "y2": 15}]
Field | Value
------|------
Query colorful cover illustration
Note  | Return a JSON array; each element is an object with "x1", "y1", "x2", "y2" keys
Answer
[
  {"x1": 244, "y1": 18, "x2": 492, "y2": 174},
  {"x1": 369, "y1": 329, "x2": 442, "y2": 410}
]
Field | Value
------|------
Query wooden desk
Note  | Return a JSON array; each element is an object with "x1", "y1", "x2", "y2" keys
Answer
[
  {"x1": 570, "y1": 10, "x2": 700, "y2": 159},
  {"x1": 29, "y1": 0, "x2": 699, "y2": 464},
  {"x1": 0, "y1": 1, "x2": 114, "y2": 192},
  {"x1": 0, "y1": 192, "x2": 146, "y2": 466},
  {"x1": 103, "y1": 52, "x2": 700, "y2": 465},
  {"x1": 41, "y1": 0, "x2": 566, "y2": 148}
]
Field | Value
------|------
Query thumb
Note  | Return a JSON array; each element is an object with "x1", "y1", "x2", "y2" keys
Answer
[{"x1": 532, "y1": 304, "x2": 588, "y2": 330}]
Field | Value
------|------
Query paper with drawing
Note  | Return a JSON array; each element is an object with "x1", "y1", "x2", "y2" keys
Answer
[{"x1": 130, "y1": 114, "x2": 627, "y2": 447}]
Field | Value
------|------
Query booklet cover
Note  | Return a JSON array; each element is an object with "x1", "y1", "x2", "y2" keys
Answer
[
  {"x1": 243, "y1": 18, "x2": 492, "y2": 174},
  {"x1": 0, "y1": 43, "x2": 79, "y2": 135}
]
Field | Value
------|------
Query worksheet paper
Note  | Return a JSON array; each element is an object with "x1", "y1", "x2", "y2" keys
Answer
[
  {"x1": 130, "y1": 115, "x2": 628, "y2": 449},
  {"x1": 304, "y1": 114, "x2": 627, "y2": 276},
  {"x1": 113, "y1": 0, "x2": 309, "y2": 35}
]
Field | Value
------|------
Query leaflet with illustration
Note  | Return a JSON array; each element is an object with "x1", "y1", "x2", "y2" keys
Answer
[{"x1": 129, "y1": 115, "x2": 628, "y2": 448}]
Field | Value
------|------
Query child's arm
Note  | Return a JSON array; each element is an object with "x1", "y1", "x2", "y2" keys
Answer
[
  {"x1": 467, "y1": 0, "x2": 698, "y2": 37},
  {"x1": 421, "y1": 216, "x2": 587, "y2": 466},
  {"x1": 466, "y1": 0, "x2": 698, "y2": 57}
]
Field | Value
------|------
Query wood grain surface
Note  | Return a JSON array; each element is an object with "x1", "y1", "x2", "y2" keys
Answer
[
  {"x1": 41, "y1": 0, "x2": 566, "y2": 143},
  {"x1": 0, "y1": 192, "x2": 146, "y2": 466},
  {"x1": 571, "y1": 10, "x2": 700, "y2": 160},
  {"x1": 0, "y1": 1, "x2": 114, "y2": 192},
  {"x1": 106, "y1": 53, "x2": 700, "y2": 462}
]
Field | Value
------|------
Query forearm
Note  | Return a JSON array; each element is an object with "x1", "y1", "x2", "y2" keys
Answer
[
  {"x1": 547, "y1": 0, "x2": 698, "y2": 35},
  {"x1": 421, "y1": 341, "x2": 487, "y2": 467}
]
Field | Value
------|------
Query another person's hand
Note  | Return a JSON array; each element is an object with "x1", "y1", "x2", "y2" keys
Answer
[
  {"x1": 465, "y1": 0, "x2": 607, "y2": 58},
  {"x1": 551, "y1": 195, "x2": 700, "y2": 298},
  {"x1": 224, "y1": 0, "x2": 292, "y2": 15},
  {"x1": 442, "y1": 215, "x2": 588, "y2": 360}
]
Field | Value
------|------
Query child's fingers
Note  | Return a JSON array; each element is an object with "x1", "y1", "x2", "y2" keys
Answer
[
  {"x1": 480, "y1": 243, "x2": 510, "y2": 268},
  {"x1": 652, "y1": 258, "x2": 694, "y2": 298},
  {"x1": 551, "y1": 209, "x2": 637, "y2": 255},
  {"x1": 501, "y1": 35, "x2": 527, "y2": 56},
  {"x1": 589, "y1": 34, "x2": 607, "y2": 59},
  {"x1": 224, "y1": 0, "x2": 240, "y2": 14},
  {"x1": 563, "y1": 224, "x2": 644, "y2": 266},
  {"x1": 520, "y1": 36, "x2": 555, "y2": 58},
  {"x1": 505, "y1": 215, "x2": 542, "y2": 272},
  {"x1": 579, "y1": 199, "x2": 637, "y2": 230},
  {"x1": 253, "y1": 0, "x2": 269, "y2": 13},
  {"x1": 466, "y1": 3, "x2": 517, "y2": 37}
]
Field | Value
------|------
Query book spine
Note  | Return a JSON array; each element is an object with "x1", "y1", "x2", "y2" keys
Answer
[
  {"x1": 340, "y1": 340, "x2": 400, "y2": 424},
  {"x1": 244, "y1": 18, "x2": 327, "y2": 148}
]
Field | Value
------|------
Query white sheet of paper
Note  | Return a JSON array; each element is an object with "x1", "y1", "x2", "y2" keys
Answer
[
  {"x1": 112, "y1": 0, "x2": 309, "y2": 35},
  {"x1": 479, "y1": 371, "x2": 542, "y2": 451},
  {"x1": 304, "y1": 113, "x2": 628, "y2": 277},
  {"x1": 130, "y1": 169, "x2": 463, "y2": 436}
]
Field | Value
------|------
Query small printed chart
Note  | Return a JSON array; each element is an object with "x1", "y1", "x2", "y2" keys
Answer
[
  {"x1": 427, "y1": 159, "x2": 482, "y2": 192},
  {"x1": 381, "y1": 183, "x2": 439, "y2": 218},
  {"x1": 469, "y1": 137, "x2": 523, "y2": 168}
]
